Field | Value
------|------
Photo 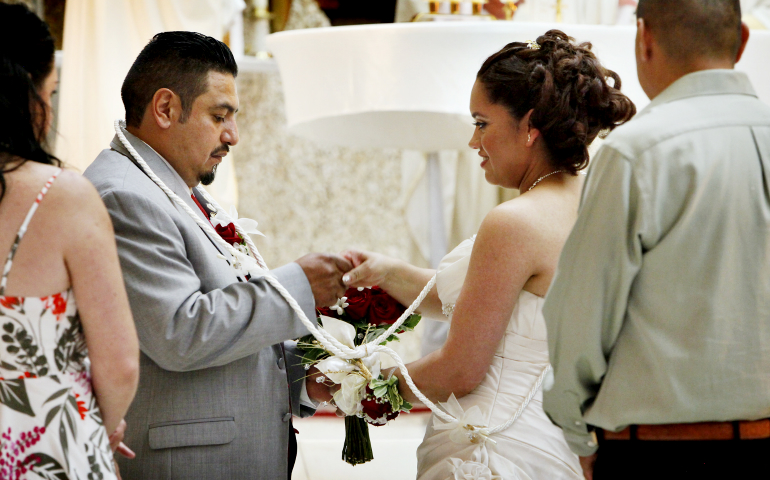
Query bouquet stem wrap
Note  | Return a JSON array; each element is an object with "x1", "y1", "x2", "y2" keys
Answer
[{"x1": 342, "y1": 416, "x2": 373, "y2": 465}]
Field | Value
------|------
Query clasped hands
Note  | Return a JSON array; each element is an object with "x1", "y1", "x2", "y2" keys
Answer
[{"x1": 295, "y1": 250, "x2": 391, "y2": 407}]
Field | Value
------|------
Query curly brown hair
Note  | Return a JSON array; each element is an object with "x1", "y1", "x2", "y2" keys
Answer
[{"x1": 477, "y1": 30, "x2": 636, "y2": 174}]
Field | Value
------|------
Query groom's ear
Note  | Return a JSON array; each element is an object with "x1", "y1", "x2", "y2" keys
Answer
[{"x1": 149, "y1": 88, "x2": 180, "y2": 130}]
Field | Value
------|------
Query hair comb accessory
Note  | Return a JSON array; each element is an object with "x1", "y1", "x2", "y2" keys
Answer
[{"x1": 526, "y1": 40, "x2": 541, "y2": 50}]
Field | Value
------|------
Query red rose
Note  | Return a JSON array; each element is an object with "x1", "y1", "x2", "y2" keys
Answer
[
  {"x1": 317, "y1": 307, "x2": 338, "y2": 319},
  {"x1": 361, "y1": 387, "x2": 399, "y2": 426},
  {"x1": 368, "y1": 290, "x2": 406, "y2": 325},
  {"x1": 343, "y1": 288, "x2": 372, "y2": 320},
  {"x1": 215, "y1": 223, "x2": 241, "y2": 246}
]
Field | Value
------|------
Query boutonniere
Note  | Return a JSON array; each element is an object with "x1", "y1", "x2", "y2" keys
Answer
[
  {"x1": 204, "y1": 203, "x2": 267, "y2": 278},
  {"x1": 209, "y1": 205, "x2": 265, "y2": 246}
]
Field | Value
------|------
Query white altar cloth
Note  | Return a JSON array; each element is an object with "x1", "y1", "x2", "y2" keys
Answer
[{"x1": 268, "y1": 22, "x2": 770, "y2": 150}]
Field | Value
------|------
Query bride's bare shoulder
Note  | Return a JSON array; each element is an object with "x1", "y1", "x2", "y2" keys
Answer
[
  {"x1": 475, "y1": 197, "x2": 542, "y2": 252},
  {"x1": 476, "y1": 188, "x2": 579, "y2": 255}
]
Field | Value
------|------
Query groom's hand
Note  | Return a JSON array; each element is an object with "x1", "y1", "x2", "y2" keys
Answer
[
  {"x1": 295, "y1": 253, "x2": 353, "y2": 307},
  {"x1": 305, "y1": 365, "x2": 335, "y2": 404}
]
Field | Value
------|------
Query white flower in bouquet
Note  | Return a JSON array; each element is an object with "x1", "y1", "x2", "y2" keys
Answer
[
  {"x1": 334, "y1": 373, "x2": 369, "y2": 415},
  {"x1": 314, "y1": 316, "x2": 381, "y2": 415}
]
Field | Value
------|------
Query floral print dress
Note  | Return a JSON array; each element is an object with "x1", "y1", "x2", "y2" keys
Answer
[{"x1": 0, "y1": 170, "x2": 116, "y2": 480}]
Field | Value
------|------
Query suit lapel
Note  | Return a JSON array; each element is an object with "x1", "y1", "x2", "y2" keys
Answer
[{"x1": 109, "y1": 129, "x2": 231, "y2": 260}]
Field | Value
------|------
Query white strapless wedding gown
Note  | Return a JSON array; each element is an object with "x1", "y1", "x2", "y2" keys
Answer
[{"x1": 416, "y1": 237, "x2": 582, "y2": 480}]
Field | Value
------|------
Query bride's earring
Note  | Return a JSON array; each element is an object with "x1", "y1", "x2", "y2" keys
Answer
[{"x1": 527, "y1": 133, "x2": 531, "y2": 143}]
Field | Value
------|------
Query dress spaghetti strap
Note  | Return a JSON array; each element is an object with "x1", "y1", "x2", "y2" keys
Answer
[{"x1": 0, "y1": 168, "x2": 63, "y2": 295}]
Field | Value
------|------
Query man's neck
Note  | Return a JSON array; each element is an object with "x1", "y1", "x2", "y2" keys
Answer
[{"x1": 648, "y1": 59, "x2": 735, "y2": 100}]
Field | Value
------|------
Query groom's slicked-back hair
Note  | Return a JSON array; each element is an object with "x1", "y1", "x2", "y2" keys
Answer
[
  {"x1": 122, "y1": 31, "x2": 238, "y2": 128},
  {"x1": 637, "y1": 0, "x2": 742, "y2": 62}
]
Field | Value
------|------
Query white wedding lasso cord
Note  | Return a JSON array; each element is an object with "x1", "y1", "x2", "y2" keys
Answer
[{"x1": 114, "y1": 119, "x2": 549, "y2": 433}]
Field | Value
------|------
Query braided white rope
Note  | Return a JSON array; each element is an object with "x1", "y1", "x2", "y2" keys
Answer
[
  {"x1": 113, "y1": 120, "x2": 268, "y2": 272},
  {"x1": 114, "y1": 119, "x2": 547, "y2": 436},
  {"x1": 488, "y1": 364, "x2": 550, "y2": 434}
]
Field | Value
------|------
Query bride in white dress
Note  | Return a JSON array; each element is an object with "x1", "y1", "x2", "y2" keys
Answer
[{"x1": 342, "y1": 30, "x2": 635, "y2": 479}]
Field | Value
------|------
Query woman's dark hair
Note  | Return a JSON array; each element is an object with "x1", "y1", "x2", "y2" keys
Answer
[
  {"x1": 0, "y1": 3, "x2": 60, "y2": 202},
  {"x1": 477, "y1": 30, "x2": 636, "y2": 174}
]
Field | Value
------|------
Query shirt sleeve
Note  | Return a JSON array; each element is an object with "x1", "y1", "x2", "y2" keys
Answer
[
  {"x1": 299, "y1": 378, "x2": 317, "y2": 409},
  {"x1": 542, "y1": 145, "x2": 646, "y2": 456}
]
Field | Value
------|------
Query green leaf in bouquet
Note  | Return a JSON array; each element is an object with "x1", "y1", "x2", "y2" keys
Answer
[
  {"x1": 300, "y1": 347, "x2": 329, "y2": 366},
  {"x1": 372, "y1": 384, "x2": 388, "y2": 398},
  {"x1": 351, "y1": 320, "x2": 371, "y2": 330},
  {"x1": 386, "y1": 334, "x2": 400, "y2": 343},
  {"x1": 401, "y1": 314, "x2": 422, "y2": 332},
  {"x1": 363, "y1": 327, "x2": 385, "y2": 344},
  {"x1": 388, "y1": 383, "x2": 403, "y2": 412}
]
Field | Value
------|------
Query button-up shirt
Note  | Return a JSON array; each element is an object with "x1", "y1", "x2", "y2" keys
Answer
[{"x1": 542, "y1": 69, "x2": 770, "y2": 456}]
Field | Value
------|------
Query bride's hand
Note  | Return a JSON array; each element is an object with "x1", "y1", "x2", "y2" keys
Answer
[{"x1": 340, "y1": 250, "x2": 395, "y2": 288}]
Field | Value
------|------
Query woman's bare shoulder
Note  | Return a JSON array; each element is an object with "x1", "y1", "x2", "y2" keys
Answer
[
  {"x1": 475, "y1": 196, "x2": 543, "y2": 254},
  {"x1": 39, "y1": 167, "x2": 102, "y2": 206},
  {"x1": 13, "y1": 163, "x2": 108, "y2": 226},
  {"x1": 481, "y1": 195, "x2": 542, "y2": 235}
]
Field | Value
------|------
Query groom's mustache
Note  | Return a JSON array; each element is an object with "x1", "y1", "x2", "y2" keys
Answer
[{"x1": 211, "y1": 145, "x2": 230, "y2": 157}]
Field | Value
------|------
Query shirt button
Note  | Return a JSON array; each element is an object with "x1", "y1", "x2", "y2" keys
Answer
[
  {"x1": 283, "y1": 413, "x2": 292, "y2": 423},
  {"x1": 575, "y1": 421, "x2": 582, "y2": 426},
  {"x1": 277, "y1": 357, "x2": 285, "y2": 370}
]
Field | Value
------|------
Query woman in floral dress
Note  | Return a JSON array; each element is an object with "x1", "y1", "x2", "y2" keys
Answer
[{"x1": 0, "y1": 4, "x2": 140, "y2": 479}]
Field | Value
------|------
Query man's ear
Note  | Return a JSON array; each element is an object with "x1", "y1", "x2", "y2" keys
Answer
[
  {"x1": 636, "y1": 18, "x2": 654, "y2": 64},
  {"x1": 149, "y1": 88, "x2": 178, "y2": 130},
  {"x1": 735, "y1": 22, "x2": 750, "y2": 64}
]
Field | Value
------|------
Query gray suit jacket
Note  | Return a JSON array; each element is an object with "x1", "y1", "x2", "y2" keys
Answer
[{"x1": 84, "y1": 127, "x2": 316, "y2": 479}]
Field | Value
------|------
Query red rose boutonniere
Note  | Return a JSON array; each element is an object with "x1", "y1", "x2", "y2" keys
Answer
[{"x1": 214, "y1": 222, "x2": 242, "y2": 246}]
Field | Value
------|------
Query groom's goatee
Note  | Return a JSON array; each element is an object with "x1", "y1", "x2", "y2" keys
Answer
[{"x1": 200, "y1": 164, "x2": 217, "y2": 185}]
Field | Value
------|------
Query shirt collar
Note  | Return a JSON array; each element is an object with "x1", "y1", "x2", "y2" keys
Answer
[{"x1": 638, "y1": 69, "x2": 757, "y2": 118}]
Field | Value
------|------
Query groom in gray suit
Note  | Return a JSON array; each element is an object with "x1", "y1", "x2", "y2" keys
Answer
[{"x1": 85, "y1": 32, "x2": 347, "y2": 479}]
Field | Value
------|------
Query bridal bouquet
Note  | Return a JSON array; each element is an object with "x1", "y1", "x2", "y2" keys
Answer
[{"x1": 297, "y1": 286, "x2": 421, "y2": 465}]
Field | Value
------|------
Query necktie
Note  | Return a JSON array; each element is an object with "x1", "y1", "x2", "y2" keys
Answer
[{"x1": 191, "y1": 194, "x2": 211, "y2": 220}]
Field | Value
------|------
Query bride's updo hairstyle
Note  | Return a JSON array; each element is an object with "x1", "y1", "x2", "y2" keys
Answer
[{"x1": 477, "y1": 30, "x2": 636, "y2": 174}]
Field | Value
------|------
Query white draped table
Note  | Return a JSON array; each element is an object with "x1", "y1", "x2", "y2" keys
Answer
[{"x1": 267, "y1": 22, "x2": 770, "y2": 151}]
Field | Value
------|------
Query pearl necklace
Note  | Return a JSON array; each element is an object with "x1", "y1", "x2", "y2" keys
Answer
[{"x1": 527, "y1": 170, "x2": 567, "y2": 192}]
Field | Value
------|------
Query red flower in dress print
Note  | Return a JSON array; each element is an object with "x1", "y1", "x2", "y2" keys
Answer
[
  {"x1": 50, "y1": 294, "x2": 66, "y2": 316},
  {"x1": 74, "y1": 394, "x2": 88, "y2": 420},
  {"x1": 0, "y1": 297, "x2": 21, "y2": 310}
]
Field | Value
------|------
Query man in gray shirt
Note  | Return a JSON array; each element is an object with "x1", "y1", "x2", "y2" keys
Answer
[{"x1": 542, "y1": 1, "x2": 770, "y2": 479}]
